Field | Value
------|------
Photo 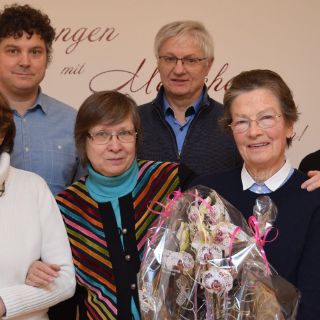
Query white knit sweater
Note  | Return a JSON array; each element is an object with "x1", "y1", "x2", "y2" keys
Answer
[{"x1": 0, "y1": 153, "x2": 75, "y2": 319}]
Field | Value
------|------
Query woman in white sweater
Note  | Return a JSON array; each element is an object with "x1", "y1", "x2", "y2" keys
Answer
[{"x1": 0, "y1": 92, "x2": 75, "y2": 319}]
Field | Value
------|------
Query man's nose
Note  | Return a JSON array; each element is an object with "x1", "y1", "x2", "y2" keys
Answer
[
  {"x1": 19, "y1": 52, "x2": 31, "y2": 67},
  {"x1": 172, "y1": 59, "x2": 186, "y2": 73}
]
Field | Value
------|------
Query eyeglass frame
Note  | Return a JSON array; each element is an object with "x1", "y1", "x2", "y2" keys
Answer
[
  {"x1": 87, "y1": 129, "x2": 137, "y2": 145},
  {"x1": 158, "y1": 55, "x2": 208, "y2": 67},
  {"x1": 228, "y1": 113, "x2": 283, "y2": 133}
]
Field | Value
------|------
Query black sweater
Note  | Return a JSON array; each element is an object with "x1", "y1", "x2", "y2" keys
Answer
[
  {"x1": 299, "y1": 149, "x2": 320, "y2": 173},
  {"x1": 190, "y1": 168, "x2": 320, "y2": 319}
]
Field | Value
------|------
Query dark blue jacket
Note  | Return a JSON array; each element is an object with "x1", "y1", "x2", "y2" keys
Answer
[{"x1": 137, "y1": 86, "x2": 242, "y2": 177}]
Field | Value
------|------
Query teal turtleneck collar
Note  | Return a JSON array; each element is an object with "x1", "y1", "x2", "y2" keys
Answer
[{"x1": 86, "y1": 160, "x2": 139, "y2": 203}]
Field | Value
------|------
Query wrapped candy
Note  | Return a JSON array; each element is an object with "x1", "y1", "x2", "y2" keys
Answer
[{"x1": 138, "y1": 186, "x2": 300, "y2": 319}]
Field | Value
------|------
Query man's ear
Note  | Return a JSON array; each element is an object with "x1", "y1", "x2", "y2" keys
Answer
[{"x1": 206, "y1": 58, "x2": 214, "y2": 75}]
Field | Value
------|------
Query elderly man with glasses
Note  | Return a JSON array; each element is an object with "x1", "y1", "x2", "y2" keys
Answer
[{"x1": 137, "y1": 20, "x2": 242, "y2": 177}]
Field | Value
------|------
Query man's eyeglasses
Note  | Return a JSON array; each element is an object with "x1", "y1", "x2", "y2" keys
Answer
[
  {"x1": 158, "y1": 56, "x2": 207, "y2": 67},
  {"x1": 87, "y1": 130, "x2": 137, "y2": 144},
  {"x1": 229, "y1": 113, "x2": 282, "y2": 133}
]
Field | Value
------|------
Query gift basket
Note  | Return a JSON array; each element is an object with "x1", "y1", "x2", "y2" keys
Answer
[{"x1": 138, "y1": 186, "x2": 300, "y2": 319}]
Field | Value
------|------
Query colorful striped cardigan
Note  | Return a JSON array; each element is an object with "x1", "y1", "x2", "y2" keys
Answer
[{"x1": 56, "y1": 160, "x2": 180, "y2": 319}]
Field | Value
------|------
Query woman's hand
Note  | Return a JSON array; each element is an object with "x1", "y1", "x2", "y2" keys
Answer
[
  {"x1": 301, "y1": 170, "x2": 320, "y2": 191},
  {"x1": 25, "y1": 261, "x2": 61, "y2": 288}
]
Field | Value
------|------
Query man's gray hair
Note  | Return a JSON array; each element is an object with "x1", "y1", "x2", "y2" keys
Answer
[{"x1": 154, "y1": 20, "x2": 214, "y2": 61}]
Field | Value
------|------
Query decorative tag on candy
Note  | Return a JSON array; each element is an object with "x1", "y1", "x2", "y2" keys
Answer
[
  {"x1": 196, "y1": 244, "x2": 222, "y2": 264},
  {"x1": 162, "y1": 249, "x2": 194, "y2": 273},
  {"x1": 202, "y1": 266, "x2": 233, "y2": 295}
]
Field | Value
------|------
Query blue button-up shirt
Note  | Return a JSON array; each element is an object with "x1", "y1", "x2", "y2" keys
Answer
[
  {"x1": 11, "y1": 91, "x2": 83, "y2": 195},
  {"x1": 163, "y1": 92, "x2": 204, "y2": 154}
]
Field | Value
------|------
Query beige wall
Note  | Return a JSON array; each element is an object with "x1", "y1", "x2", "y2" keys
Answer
[{"x1": 2, "y1": 0, "x2": 320, "y2": 166}]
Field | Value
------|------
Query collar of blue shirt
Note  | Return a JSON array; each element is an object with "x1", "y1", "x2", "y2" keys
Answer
[
  {"x1": 241, "y1": 160, "x2": 293, "y2": 193},
  {"x1": 163, "y1": 90, "x2": 204, "y2": 117}
]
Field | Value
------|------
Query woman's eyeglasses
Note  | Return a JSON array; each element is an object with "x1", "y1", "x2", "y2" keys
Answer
[
  {"x1": 229, "y1": 113, "x2": 282, "y2": 133},
  {"x1": 87, "y1": 129, "x2": 137, "y2": 144}
]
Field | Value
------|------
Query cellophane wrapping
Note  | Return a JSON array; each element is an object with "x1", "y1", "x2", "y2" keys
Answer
[{"x1": 138, "y1": 186, "x2": 300, "y2": 319}]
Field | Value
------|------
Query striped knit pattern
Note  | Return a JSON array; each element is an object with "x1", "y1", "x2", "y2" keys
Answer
[{"x1": 56, "y1": 160, "x2": 180, "y2": 319}]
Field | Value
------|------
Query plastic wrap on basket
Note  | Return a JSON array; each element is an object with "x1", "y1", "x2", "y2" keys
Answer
[{"x1": 138, "y1": 186, "x2": 300, "y2": 320}]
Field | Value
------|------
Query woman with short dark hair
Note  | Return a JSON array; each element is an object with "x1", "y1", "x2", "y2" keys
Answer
[{"x1": 27, "y1": 90, "x2": 188, "y2": 319}]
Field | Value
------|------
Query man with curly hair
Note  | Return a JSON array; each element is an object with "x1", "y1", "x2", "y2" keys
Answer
[
  {"x1": 0, "y1": 3, "x2": 82, "y2": 319},
  {"x1": 0, "y1": 4, "x2": 83, "y2": 196}
]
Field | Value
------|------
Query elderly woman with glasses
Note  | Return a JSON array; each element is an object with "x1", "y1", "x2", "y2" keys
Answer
[
  {"x1": 0, "y1": 91, "x2": 75, "y2": 319},
  {"x1": 190, "y1": 69, "x2": 320, "y2": 319},
  {"x1": 27, "y1": 91, "x2": 190, "y2": 319}
]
